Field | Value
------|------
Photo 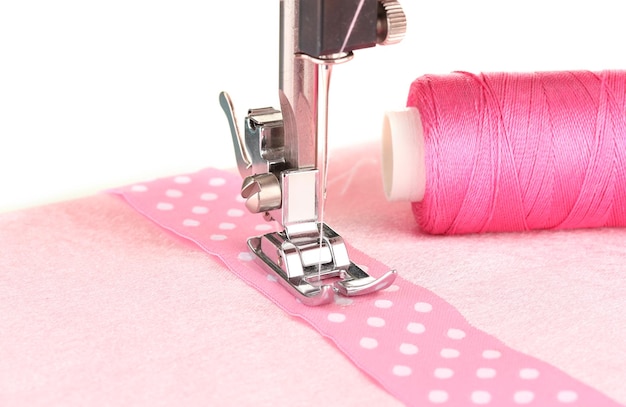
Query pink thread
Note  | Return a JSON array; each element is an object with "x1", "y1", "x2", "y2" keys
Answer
[{"x1": 408, "y1": 70, "x2": 626, "y2": 234}]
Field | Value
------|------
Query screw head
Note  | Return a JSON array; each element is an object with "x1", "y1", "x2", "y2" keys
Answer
[{"x1": 377, "y1": 0, "x2": 407, "y2": 46}]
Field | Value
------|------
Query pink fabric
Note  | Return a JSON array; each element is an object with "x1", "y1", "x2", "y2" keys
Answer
[
  {"x1": 409, "y1": 71, "x2": 626, "y2": 234},
  {"x1": 110, "y1": 163, "x2": 621, "y2": 405},
  {"x1": 0, "y1": 194, "x2": 401, "y2": 407},
  {"x1": 0, "y1": 143, "x2": 624, "y2": 406}
]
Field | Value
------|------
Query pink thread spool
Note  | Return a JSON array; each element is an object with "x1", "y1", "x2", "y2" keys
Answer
[{"x1": 382, "y1": 71, "x2": 626, "y2": 234}]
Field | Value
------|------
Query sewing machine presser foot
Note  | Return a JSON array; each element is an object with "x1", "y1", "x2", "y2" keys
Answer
[
  {"x1": 219, "y1": 0, "x2": 406, "y2": 305},
  {"x1": 248, "y1": 222, "x2": 397, "y2": 306}
]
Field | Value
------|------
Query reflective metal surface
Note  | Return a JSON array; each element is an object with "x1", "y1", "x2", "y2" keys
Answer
[
  {"x1": 219, "y1": 0, "x2": 406, "y2": 305},
  {"x1": 248, "y1": 223, "x2": 397, "y2": 306}
]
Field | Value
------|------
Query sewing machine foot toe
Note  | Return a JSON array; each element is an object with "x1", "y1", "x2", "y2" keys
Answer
[
  {"x1": 247, "y1": 225, "x2": 397, "y2": 306},
  {"x1": 334, "y1": 267, "x2": 397, "y2": 296}
]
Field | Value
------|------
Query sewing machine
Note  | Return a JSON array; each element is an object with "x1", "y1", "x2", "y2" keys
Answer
[{"x1": 220, "y1": 0, "x2": 406, "y2": 305}]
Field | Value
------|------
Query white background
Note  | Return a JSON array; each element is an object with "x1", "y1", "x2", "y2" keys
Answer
[{"x1": 1, "y1": 0, "x2": 625, "y2": 212}]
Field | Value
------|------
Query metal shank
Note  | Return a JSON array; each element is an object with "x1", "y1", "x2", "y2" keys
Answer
[
  {"x1": 279, "y1": 0, "x2": 317, "y2": 170},
  {"x1": 219, "y1": 0, "x2": 406, "y2": 305}
]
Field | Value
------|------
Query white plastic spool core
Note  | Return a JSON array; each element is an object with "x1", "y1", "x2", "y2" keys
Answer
[{"x1": 381, "y1": 107, "x2": 426, "y2": 202}]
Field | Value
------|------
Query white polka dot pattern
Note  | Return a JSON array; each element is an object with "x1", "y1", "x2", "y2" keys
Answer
[
  {"x1": 429, "y1": 390, "x2": 448, "y2": 403},
  {"x1": 399, "y1": 343, "x2": 418, "y2": 355},
  {"x1": 477, "y1": 368, "x2": 497, "y2": 379},
  {"x1": 156, "y1": 202, "x2": 174, "y2": 211},
  {"x1": 375, "y1": 299, "x2": 393, "y2": 309},
  {"x1": 192, "y1": 206, "x2": 209, "y2": 214},
  {"x1": 182, "y1": 219, "x2": 200, "y2": 227},
  {"x1": 414, "y1": 302, "x2": 433, "y2": 313},
  {"x1": 441, "y1": 348, "x2": 460, "y2": 358},
  {"x1": 166, "y1": 189, "x2": 183, "y2": 198},
  {"x1": 328, "y1": 313, "x2": 346, "y2": 323},
  {"x1": 131, "y1": 185, "x2": 148, "y2": 192},
  {"x1": 483, "y1": 350, "x2": 502, "y2": 359},
  {"x1": 114, "y1": 168, "x2": 618, "y2": 407},
  {"x1": 514, "y1": 390, "x2": 535, "y2": 404},
  {"x1": 557, "y1": 391, "x2": 578, "y2": 403},
  {"x1": 434, "y1": 368, "x2": 454, "y2": 379},
  {"x1": 227, "y1": 209, "x2": 244, "y2": 217},
  {"x1": 237, "y1": 252, "x2": 254, "y2": 262},
  {"x1": 174, "y1": 176, "x2": 191, "y2": 184},
  {"x1": 471, "y1": 390, "x2": 491, "y2": 404},
  {"x1": 367, "y1": 317, "x2": 386, "y2": 328},
  {"x1": 392, "y1": 365, "x2": 412, "y2": 377},
  {"x1": 447, "y1": 328, "x2": 466, "y2": 339},
  {"x1": 406, "y1": 322, "x2": 425, "y2": 334},
  {"x1": 520, "y1": 368, "x2": 540, "y2": 380},
  {"x1": 200, "y1": 192, "x2": 218, "y2": 201},
  {"x1": 209, "y1": 177, "x2": 226, "y2": 186},
  {"x1": 360, "y1": 337, "x2": 378, "y2": 349}
]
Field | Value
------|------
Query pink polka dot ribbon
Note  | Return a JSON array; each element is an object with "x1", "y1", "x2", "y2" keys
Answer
[{"x1": 112, "y1": 168, "x2": 621, "y2": 407}]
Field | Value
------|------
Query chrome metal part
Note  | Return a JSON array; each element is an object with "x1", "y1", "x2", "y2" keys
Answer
[
  {"x1": 219, "y1": 91, "x2": 251, "y2": 177},
  {"x1": 241, "y1": 173, "x2": 282, "y2": 213},
  {"x1": 279, "y1": 0, "x2": 317, "y2": 170},
  {"x1": 247, "y1": 107, "x2": 285, "y2": 173},
  {"x1": 376, "y1": 0, "x2": 407, "y2": 45},
  {"x1": 248, "y1": 223, "x2": 397, "y2": 306},
  {"x1": 219, "y1": 0, "x2": 406, "y2": 305},
  {"x1": 295, "y1": 51, "x2": 355, "y2": 66},
  {"x1": 281, "y1": 169, "x2": 319, "y2": 239},
  {"x1": 219, "y1": 92, "x2": 285, "y2": 179}
]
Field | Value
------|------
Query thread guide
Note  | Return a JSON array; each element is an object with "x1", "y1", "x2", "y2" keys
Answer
[{"x1": 219, "y1": 0, "x2": 406, "y2": 305}]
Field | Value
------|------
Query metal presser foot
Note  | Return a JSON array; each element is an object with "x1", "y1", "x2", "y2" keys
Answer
[
  {"x1": 219, "y1": 0, "x2": 406, "y2": 305},
  {"x1": 248, "y1": 223, "x2": 397, "y2": 306}
]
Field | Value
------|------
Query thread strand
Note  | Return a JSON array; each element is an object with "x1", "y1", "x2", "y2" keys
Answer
[{"x1": 408, "y1": 70, "x2": 626, "y2": 234}]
